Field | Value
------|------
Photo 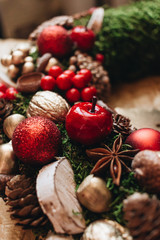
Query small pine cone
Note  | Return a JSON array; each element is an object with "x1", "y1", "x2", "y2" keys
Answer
[
  {"x1": 5, "y1": 174, "x2": 49, "y2": 228},
  {"x1": 113, "y1": 113, "x2": 135, "y2": 138},
  {"x1": 69, "y1": 51, "x2": 111, "y2": 99},
  {"x1": 123, "y1": 192, "x2": 160, "y2": 240},
  {"x1": 0, "y1": 98, "x2": 13, "y2": 125}
]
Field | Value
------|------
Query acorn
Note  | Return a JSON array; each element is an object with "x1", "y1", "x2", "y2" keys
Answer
[
  {"x1": 45, "y1": 57, "x2": 63, "y2": 72},
  {"x1": 24, "y1": 56, "x2": 34, "y2": 63},
  {"x1": 132, "y1": 150, "x2": 160, "y2": 193},
  {"x1": 3, "y1": 114, "x2": 25, "y2": 139},
  {"x1": 0, "y1": 141, "x2": 17, "y2": 175},
  {"x1": 45, "y1": 231, "x2": 73, "y2": 240},
  {"x1": 22, "y1": 61, "x2": 35, "y2": 74},
  {"x1": 12, "y1": 50, "x2": 25, "y2": 65},
  {"x1": 81, "y1": 219, "x2": 132, "y2": 240},
  {"x1": 77, "y1": 174, "x2": 112, "y2": 213},
  {"x1": 7, "y1": 64, "x2": 19, "y2": 79},
  {"x1": 1, "y1": 54, "x2": 12, "y2": 67},
  {"x1": 16, "y1": 43, "x2": 30, "y2": 56}
]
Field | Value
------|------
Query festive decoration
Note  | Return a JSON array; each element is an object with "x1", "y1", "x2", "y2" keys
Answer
[
  {"x1": 37, "y1": 25, "x2": 73, "y2": 57},
  {"x1": 0, "y1": 142, "x2": 17, "y2": 175},
  {"x1": 36, "y1": 157, "x2": 86, "y2": 234},
  {"x1": 45, "y1": 232, "x2": 73, "y2": 240},
  {"x1": 17, "y1": 72, "x2": 44, "y2": 93},
  {"x1": 126, "y1": 128, "x2": 160, "y2": 151},
  {"x1": 86, "y1": 135, "x2": 139, "y2": 185},
  {"x1": 65, "y1": 97, "x2": 113, "y2": 145},
  {"x1": 0, "y1": 99, "x2": 13, "y2": 125},
  {"x1": 68, "y1": 50, "x2": 110, "y2": 98},
  {"x1": 123, "y1": 192, "x2": 160, "y2": 240},
  {"x1": 0, "y1": 174, "x2": 14, "y2": 192},
  {"x1": 27, "y1": 91, "x2": 70, "y2": 122},
  {"x1": 3, "y1": 114, "x2": 25, "y2": 139},
  {"x1": 113, "y1": 113, "x2": 134, "y2": 138},
  {"x1": 132, "y1": 150, "x2": 160, "y2": 193},
  {"x1": 1, "y1": 43, "x2": 35, "y2": 79},
  {"x1": 77, "y1": 174, "x2": 112, "y2": 213},
  {"x1": 71, "y1": 26, "x2": 95, "y2": 51},
  {"x1": 12, "y1": 116, "x2": 61, "y2": 165},
  {"x1": 5, "y1": 87, "x2": 18, "y2": 100},
  {"x1": 81, "y1": 219, "x2": 132, "y2": 240},
  {"x1": 5, "y1": 175, "x2": 48, "y2": 228},
  {"x1": 40, "y1": 75, "x2": 56, "y2": 91}
]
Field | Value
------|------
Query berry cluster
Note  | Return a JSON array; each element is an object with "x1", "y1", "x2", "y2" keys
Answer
[
  {"x1": 0, "y1": 83, "x2": 18, "y2": 100},
  {"x1": 40, "y1": 66, "x2": 97, "y2": 103}
]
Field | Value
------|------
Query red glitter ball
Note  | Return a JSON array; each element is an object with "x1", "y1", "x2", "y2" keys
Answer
[{"x1": 12, "y1": 116, "x2": 61, "y2": 165}]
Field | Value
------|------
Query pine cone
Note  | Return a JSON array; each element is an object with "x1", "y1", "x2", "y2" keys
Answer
[
  {"x1": 69, "y1": 50, "x2": 111, "y2": 99},
  {"x1": 123, "y1": 192, "x2": 160, "y2": 240},
  {"x1": 5, "y1": 174, "x2": 49, "y2": 228},
  {"x1": 0, "y1": 99, "x2": 13, "y2": 125},
  {"x1": 113, "y1": 113, "x2": 135, "y2": 138}
]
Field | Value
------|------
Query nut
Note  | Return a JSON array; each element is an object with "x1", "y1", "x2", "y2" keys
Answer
[
  {"x1": 82, "y1": 219, "x2": 132, "y2": 240},
  {"x1": 3, "y1": 114, "x2": 25, "y2": 139},
  {"x1": 1, "y1": 54, "x2": 12, "y2": 67},
  {"x1": 8, "y1": 64, "x2": 19, "y2": 79},
  {"x1": 77, "y1": 174, "x2": 111, "y2": 213},
  {"x1": 45, "y1": 231, "x2": 73, "y2": 240},
  {"x1": 132, "y1": 150, "x2": 160, "y2": 193},
  {"x1": 12, "y1": 50, "x2": 24, "y2": 65},
  {"x1": 22, "y1": 62, "x2": 35, "y2": 74},
  {"x1": 27, "y1": 91, "x2": 70, "y2": 122}
]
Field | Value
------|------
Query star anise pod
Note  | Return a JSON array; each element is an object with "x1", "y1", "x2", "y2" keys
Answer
[{"x1": 86, "y1": 135, "x2": 139, "y2": 186}]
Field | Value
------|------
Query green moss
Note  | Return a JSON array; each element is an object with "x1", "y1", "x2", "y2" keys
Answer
[{"x1": 74, "y1": 0, "x2": 160, "y2": 82}]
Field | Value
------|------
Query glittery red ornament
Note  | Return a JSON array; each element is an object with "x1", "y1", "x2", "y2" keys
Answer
[
  {"x1": 12, "y1": 116, "x2": 61, "y2": 165},
  {"x1": 126, "y1": 128, "x2": 160, "y2": 151}
]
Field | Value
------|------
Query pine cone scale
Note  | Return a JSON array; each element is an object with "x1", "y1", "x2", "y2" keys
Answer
[{"x1": 5, "y1": 175, "x2": 48, "y2": 228}]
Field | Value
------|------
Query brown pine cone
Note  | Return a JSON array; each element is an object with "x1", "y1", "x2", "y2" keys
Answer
[
  {"x1": 0, "y1": 99, "x2": 13, "y2": 125},
  {"x1": 113, "y1": 113, "x2": 135, "y2": 138},
  {"x1": 69, "y1": 50, "x2": 111, "y2": 99},
  {"x1": 5, "y1": 174, "x2": 49, "y2": 228},
  {"x1": 123, "y1": 192, "x2": 160, "y2": 240}
]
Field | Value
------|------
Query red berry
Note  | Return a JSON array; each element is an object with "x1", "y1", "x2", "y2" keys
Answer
[
  {"x1": 96, "y1": 53, "x2": 104, "y2": 63},
  {"x1": 72, "y1": 74, "x2": 86, "y2": 89},
  {"x1": 81, "y1": 86, "x2": 97, "y2": 102},
  {"x1": 56, "y1": 73, "x2": 72, "y2": 91},
  {"x1": 71, "y1": 26, "x2": 95, "y2": 51},
  {"x1": 66, "y1": 88, "x2": 80, "y2": 103},
  {"x1": 0, "y1": 91, "x2": 6, "y2": 99},
  {"x1": 0, "y1": 83, "x2": 7, "y2": 93},
  {"x1": 41, "y1": 75, "x2": 56, "y2": 91},
  {"x1": 63, "y1": 70, "x2": 75, "y2": 79},
  {"x1": 5, "y1": 87, "x2": 18, "y2": 100},
  {"x1": 78, "y1": 69, "x2": 92, "y2": 84},
  {"x1": 48, "y1": 66, "x2": 63, "y2": 79}
]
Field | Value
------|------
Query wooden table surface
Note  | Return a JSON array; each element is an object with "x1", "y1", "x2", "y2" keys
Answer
[{"x1": 1, "y1": 38, "x2": 160, "y2": 130}]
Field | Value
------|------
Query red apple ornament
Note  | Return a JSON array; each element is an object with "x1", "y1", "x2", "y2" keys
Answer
[
  {"x1": 65, "y1": 97, "x2": 113, "y2": 145},
  {"x1": 71, "y1": 26, "x2": 95, "y2": 51},
  {"x1": 37, "y1": 25, "x2": 72, "y2": 57},
  {"x1": 126, "y1": 128, "x2": 160, "y2": 151},
  {"x1": 12, "y1": 116, "x2": 61, "y2": 165}
]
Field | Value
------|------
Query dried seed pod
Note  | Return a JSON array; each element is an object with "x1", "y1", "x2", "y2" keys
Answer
[
  {"x1": 77, "y1": 174, "x2": 111, "y2": 213},
  {"x1": 27, "y1": 91, "x2": 70, "y2": 122},
  {"x1": 45, "y1": 231, "x2": 73, "y2": 240},
  {"x1": 22, "y1": 62, "x2": 35, "y2": 74},
  {"x1": 82, "y1": 219, "x2": 132, "y2": 240},
  {"x1": 17, "y1": 72, "x2": 44, "y2": 93},
  {"x1": 132, "y1": 150, "x2": 160, "y2": 193},
  {"x1": 12, "y1": 50, "x2": 25, "y2": 65},
  {"x1": 36, "y1": 53, "x2": 52, "y2": 72},
  {"x1": 8, "y1": 64, "x2": 19, "y2": 79},
  {"x1": 0, "y1": 141, "x2": 17, "y2": 175},
  {"x1": 3, "y1": 114, "x2": 25, "y2": 139},
  {"x1": 0, "y1": 174, "x2": 14, "y2": 191},
  {"x1": 1, "y1": 54, "x2": 12, "y2": 67}
]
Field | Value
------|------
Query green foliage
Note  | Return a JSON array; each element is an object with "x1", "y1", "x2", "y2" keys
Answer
[
  {"x1": 12, "y1": 93, "x2": 32, "y2": 116},
  {"x1": 75, "y1": 0, "x2": 160, "y2": 82}
]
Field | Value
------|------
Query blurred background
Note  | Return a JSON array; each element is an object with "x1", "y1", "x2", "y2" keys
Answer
[{"x1": 0, "y1": 0, "x2": 135, "y2": 39}]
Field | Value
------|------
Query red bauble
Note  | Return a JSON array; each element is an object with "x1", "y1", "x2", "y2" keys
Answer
[
  {"x1": 5, "y1": 87, "x2": 18, "y2": 100},
  {"x1": 12, "y1": 116, "x2": 61, "y2": 165},
  {"x1": 65, "y1": 101, "x2": 113, "y2": 145},
  {"x1": 40, "y1": 75, "x2": 56, "y2": 91},
  {"x1": 37, "y1": 26, "x2": 72, "y2": 57},
  {"x1": 126, "y1": 128, "x2": 160, "y2": 151}
]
